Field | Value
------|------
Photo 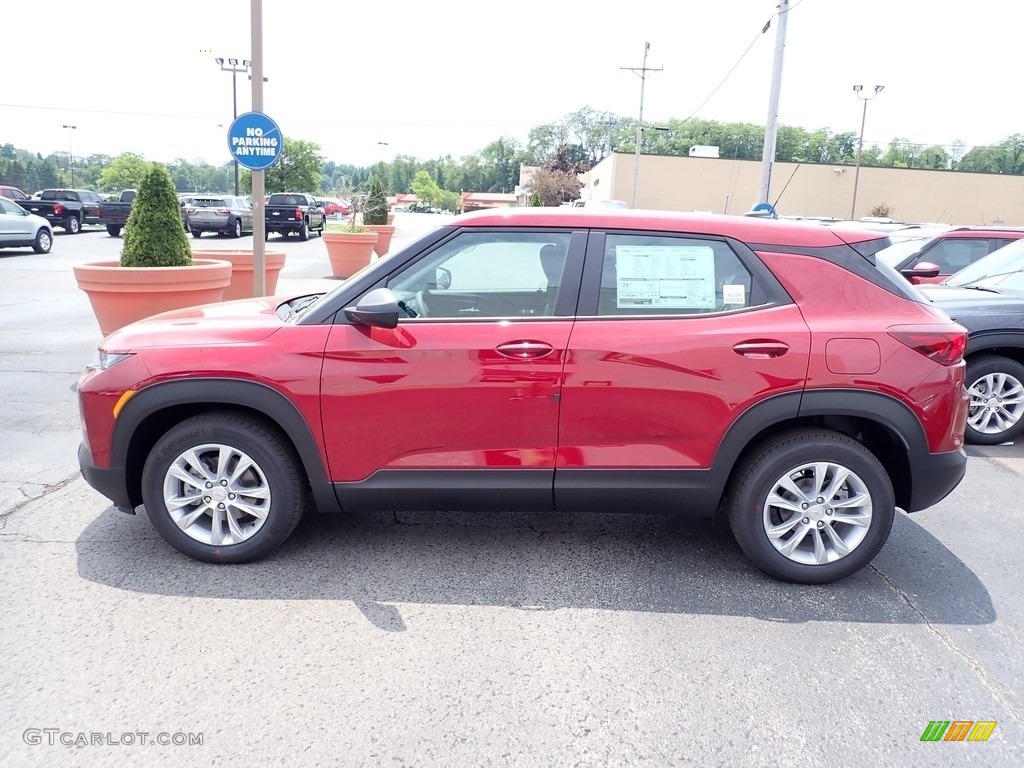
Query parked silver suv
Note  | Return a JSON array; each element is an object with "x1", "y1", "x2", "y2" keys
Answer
[{"x1": 185, "y1": 196, "x2": 253, "y2": 238}]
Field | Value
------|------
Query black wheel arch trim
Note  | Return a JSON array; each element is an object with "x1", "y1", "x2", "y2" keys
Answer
[
  {"x1": 111, "y1": 378, "x2": 335, "y2": 509},
  {"x1": 796, "y1": 388, "x2": 927, "y2": 452},
  {"x1": 964, "y1": 331, "x2": 1024, "y2": 357}
]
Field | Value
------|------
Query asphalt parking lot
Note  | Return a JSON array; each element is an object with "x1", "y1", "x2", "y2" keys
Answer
[{"x1": 1, "y1": 215, "x2": 1022, "y2": 767}]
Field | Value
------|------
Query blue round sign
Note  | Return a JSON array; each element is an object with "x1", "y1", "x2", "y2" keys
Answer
[{"x1": 227, "y1": 112, "x2": 283, "y2": 171}]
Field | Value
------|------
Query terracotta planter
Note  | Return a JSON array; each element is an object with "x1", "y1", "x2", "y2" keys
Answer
[
  {"x1": 192, "y1": 249, "x2": 287, "y2": 301},
  {"x1": 323, "y1": 231, "x2": 378, "y2": 278},
  {"x1": 386, "y1": 213, "x2": 395, "y2": 225},
  {"x1": 73, "y1": 259, "x2": 232, "y2": 336},
  {"x1": 365, "y1": 224, "x2": 396, "y2": 256}
]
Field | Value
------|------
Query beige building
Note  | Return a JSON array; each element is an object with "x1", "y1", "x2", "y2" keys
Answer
[{"x1": 583, "y1": 153, "x2": 1024, "y2": 225}]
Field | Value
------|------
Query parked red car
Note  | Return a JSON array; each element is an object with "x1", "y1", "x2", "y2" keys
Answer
[
  {"x1": 878, "y1": 226, "x2": 1024, "y2": 284},
  {"x1": 316, "y1": 197, "x2": 352, "y2": 217},
  {"x1": 77, "y1": 209, "x2": 969, "y2": 583}
]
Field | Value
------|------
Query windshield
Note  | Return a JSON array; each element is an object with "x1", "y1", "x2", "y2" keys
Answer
[
  {"x1": 945, "y1": 239, "x2": 1024, "y2": 287},
  {"x1": 876, "y1": 238, "x2": 929, "y2": 267}
]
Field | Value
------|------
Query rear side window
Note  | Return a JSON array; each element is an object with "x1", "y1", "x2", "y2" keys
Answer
[{"x1": 596, "y1": 234, "x2": 758, "y2": 316}]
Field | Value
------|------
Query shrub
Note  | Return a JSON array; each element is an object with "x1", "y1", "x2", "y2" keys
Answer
[
  {"x1": 867, "y1": 202, "x2": 894, "y2": 218},
  {"x1": 120, "y1": 164, "x2": 193, "y2": 267},
  {"x1": 362, "y1": 174, "x2": 389, "y2": 225},
  {"x1": 529, "y1": 191, "x2": 542, "y2": 207}
]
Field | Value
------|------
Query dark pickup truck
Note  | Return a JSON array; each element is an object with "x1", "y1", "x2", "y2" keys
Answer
[
  {"x1": 97, "y1": 189, "x2": 137, "y2": 236},
  {"x1": 19, "y1": 189, "x2": 103, "y2": 234},
  {"x1": 265, "y1": 193, "x2": 326, "y2": 240}
]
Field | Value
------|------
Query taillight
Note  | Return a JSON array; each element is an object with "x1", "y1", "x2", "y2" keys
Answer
[
  {"x1": 217, "y1": 208, "x2": 230, "y2": 214},
  {"x1": 295, "y1": 207, "x2": 303, "y2": 220},
  {"x1": 186, "y1": 207, "x2": 196, "y2": 214},
  {"x1": 888, "y1": 325, "x2": 968, "y2": 366},
  {"x1": 54, "y1": 203, "x2": 63, "y2": 215}
]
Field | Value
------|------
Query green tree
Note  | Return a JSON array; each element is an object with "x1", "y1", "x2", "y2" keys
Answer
[
  {"x1": 363, "y1": 174, "x2": 389, "y2": 224},
  {"x1": 121, "y1": 164, "x2": 192, "y2": 267},
  {"x1": 254, "y1": 138, "x2": 325, "y2": 193},
  {"x1": 99, "y1": 152, "x2": 150, "y2": 192},
  {"x1": 529, "y1": 191, "x2": 542, "y2": 207},
  {"x1": 411, "y1": 170, "x2": 442, "y2": 207}
]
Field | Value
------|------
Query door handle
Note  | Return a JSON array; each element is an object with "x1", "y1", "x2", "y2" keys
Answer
[
  {"x1": 733, "y1": 340, "x2": 790, "y2": 359},
  {"x1": 496, "y1": 341, "x2": 554, "y2": 359}
]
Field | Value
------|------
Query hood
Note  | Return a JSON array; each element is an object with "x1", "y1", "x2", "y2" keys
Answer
[
  {"x1": 102, "y1": 295, "x2": 294, "y2": 350},
  {"x1": 917, "y1": 285, "x2": 1024, "y2": 313}
]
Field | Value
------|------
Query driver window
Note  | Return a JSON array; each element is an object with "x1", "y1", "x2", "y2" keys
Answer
[{"x1": 386, "y1": 231, "x2": 572, "y2": 320}]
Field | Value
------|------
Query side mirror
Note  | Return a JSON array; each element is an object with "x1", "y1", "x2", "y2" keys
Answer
[
  {"x1": 344, "y1": 287, "x2": 399, "y2": 329},
  {"x1": 905, "y1": 261, "x2": 941, "y2": 280},
  {"x1": 435, "y1": 267, "x2": 452, "y2": 290}
]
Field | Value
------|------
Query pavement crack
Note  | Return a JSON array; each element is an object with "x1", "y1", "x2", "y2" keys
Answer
[
  {"x1": 870, "y1": 563, "x2": 1021, "y2": 723},
  {"x1": 0, "y1": 471, "x2": 80, "y2": 527}
]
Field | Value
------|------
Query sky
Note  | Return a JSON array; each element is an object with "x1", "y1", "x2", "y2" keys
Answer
[{"x1": 2, "y1": 0, "x2": 1021, "y2": 169}]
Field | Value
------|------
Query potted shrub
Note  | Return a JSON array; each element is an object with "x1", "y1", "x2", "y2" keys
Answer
[
  {"x1": 191, "y1": 248, "x2": 288, "y2": 300},
  {"x1": 362, "y1": 174, "x2": 395, "y2": 256},
  {"x1": 322, "y1": 191, "x2": 378, "y2": 278},
  {"x1": 73, "y1": 164, "x2": 231, "y2": 335}
]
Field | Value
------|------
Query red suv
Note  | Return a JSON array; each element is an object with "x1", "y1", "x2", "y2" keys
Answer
[
  {"x1": 878, "y1": 226, "x2": 1024, "y2": 284},
  {"x1": 76, "y1": 210, "x2": 970, "y2": 584}
]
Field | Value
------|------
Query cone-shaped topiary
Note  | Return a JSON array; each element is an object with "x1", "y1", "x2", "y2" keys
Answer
[
  {"x1": 362, "y1": 174, "x2": 389, "y2": 226},
  {"x1": 120, "y1": 164, "x2": 193, "y2": 267},
  {"x1": 529, "y1": 191, "x2": 542, "y2": 207}
]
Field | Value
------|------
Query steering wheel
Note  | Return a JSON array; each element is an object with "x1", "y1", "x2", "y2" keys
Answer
[{"x1": 413, "y1": 290, "x2": 431, "y2": 318}]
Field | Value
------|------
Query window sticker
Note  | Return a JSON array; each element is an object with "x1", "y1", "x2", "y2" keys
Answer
[
  {"x1": 722, "y1": 284, "x2": 746, "y2": 305},
  {"x1": 615, "y1": 245, "x2": 716, "y2": 309}
]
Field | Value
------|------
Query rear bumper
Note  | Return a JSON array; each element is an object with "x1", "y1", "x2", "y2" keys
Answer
[
  {"x1": 78, "y1": 442, "x2": 135, "y2": 514},
  {"x1": 190, "y1": 217, "x2": 232, "y2": 232},
  {"x1": 905, "y1": 447, "x2": 967, "y2": 512}
]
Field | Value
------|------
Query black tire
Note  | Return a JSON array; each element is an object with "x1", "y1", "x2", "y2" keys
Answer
[
  {"x1": 964, "y1": 355, "x2": 1024, "y2": 445},
  {"x1": 232, "y1": 218, "x2": 242, "y2": 238},
  {"x1": 141, "y1": 412, "x2": 306, "y2": 564},
  {"x1": 191, "y1": 229, "x2": 203, "y2": 238},
  {"x1": 728, "y1": 429, "x2": 895, "y2": 584},
  {"x1": 33, "y1": 228, "x2": 53, "y2": 254},
  {"x1": 65, "y1": 215, "x2": 81, "y2": 234},
  {"x1": 317, "y1": 217, "x2": 325, "y2": 237},
  {"x1": 106, "y1": 224, "x2": 121, "y2": 237},
  {"x1": 298, "y1": 220, "x2": 309, "y2": 241}
]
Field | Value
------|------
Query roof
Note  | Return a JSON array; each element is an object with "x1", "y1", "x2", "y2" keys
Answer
[{"x1": 449, "y1": 208, "x2": 889, "y2": 248}]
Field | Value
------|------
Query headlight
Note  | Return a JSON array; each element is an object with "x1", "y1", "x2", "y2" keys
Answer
[{"x1": 90, "y1": 350, "x2": 134, "y2": 371}]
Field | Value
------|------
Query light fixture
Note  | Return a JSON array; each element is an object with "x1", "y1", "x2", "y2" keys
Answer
[
  {"x1": 215, "y1": 57, "x2": 224, "y2": 65},
  {"x1": 228, "y1": 58, "x2": 238, "y2": 66}
]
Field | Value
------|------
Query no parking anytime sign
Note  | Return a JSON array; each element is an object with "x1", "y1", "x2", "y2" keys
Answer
[{"x1": 227, "y1": 112, "x2": 283, "y2": 171}]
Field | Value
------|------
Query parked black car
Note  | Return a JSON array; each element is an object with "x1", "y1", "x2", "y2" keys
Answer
[
  {"x1": 919, "y1": 239, "x2": 1024, "y2": 445},
  {"x1": 19, "y1": 189, "x2": 103, "y2": 233},
  {"x1": 265, "y1": 192, "x2": 326, "y2": 240}
]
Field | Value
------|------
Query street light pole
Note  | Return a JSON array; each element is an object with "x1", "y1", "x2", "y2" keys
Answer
[
  {"x1": 377, "y1": 141, "x2": 389, "y2": 171},
  {"x1": 62, "y1": 125, "x2": 77, "y2": 187},
  {"x1": 850, "y1": 84, "x2": 884, "y2": 220},
  {"x1": 215, "y1": 57, "x2": 252, "y2": 196},
  {"x1": 621, "y1": 42, "x2": 662, "y2": 209}
]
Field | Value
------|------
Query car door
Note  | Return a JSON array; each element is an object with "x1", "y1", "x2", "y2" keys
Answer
[
  {"x1": 554, "y1": 230, "x2": 811, "y2": 512},
  {"x1": 0, "y1": 199, "x2": 19, "y2": 243},
  {"x1": 320, "y1": 228, "x2": 587, "y2": 511}
]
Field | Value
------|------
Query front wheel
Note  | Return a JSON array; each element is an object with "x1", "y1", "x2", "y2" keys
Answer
[
  {"x1": 33, "y1": 228, "x2": 53, "y2": 254},
  {"x1": 965, "y1": 355, "x2": 1024, "y2": 445},
  {"x1": 728, "y1": 430, "x2": 895, "y2": 584},
  {"x1": 106, "y1": 224, "x2": 121, "y2": 237},
  {"x1": 65, "y1": 215, "x2": 81, "y2": 234},
  {"x1": 141, "y1": 413, "x2": 306, "y2": 564}
]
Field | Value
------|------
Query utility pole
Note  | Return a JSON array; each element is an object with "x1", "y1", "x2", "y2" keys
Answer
[
  {"x1": 757, "y1": 0, "x2": 790, "y2": 209},
  {"x1": 621, "y1": 42, "x2": 662, "y2": 209}
]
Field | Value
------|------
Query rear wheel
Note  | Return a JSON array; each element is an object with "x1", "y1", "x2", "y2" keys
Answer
[
  {"x1": 728, "y1": 429, "x2": 895, "y2": 584},
  {"x1": 298, "y1": 220, "x2": 309, "y2": 241},
  {"x1": 141, "y1": 413, "x2": 306, "y2": 564},
  {"x1": 191, "y1": 229, "x2": 203, "y2": 238},
  {"x1": 965, "y1": 355, "x2": 1024, "y2": 445},
  {"x1": 33, "y1": 228, "x2": 53, "y2": 254},
  {"x1": 232, "y1": 218, "x2": 242, "y2": 238},
  {"x1": 106, "y1": 224, "x2": 121, "y2": 237},
  {"x1": 65, "y1": 215, "x2": 81, "y2": 234}
]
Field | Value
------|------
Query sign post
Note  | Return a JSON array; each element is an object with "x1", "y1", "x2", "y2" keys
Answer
[{"x1": 227, "y1": 109, "x2": 281, "y2": 296}]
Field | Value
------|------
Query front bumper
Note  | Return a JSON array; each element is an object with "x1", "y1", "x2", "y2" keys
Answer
[
  {"x1": 78, "y1": 442, "x2": 135, "y2": 514},
  {"x1": 906, "y1": 447, "x2": 967, "y2": 512}
]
